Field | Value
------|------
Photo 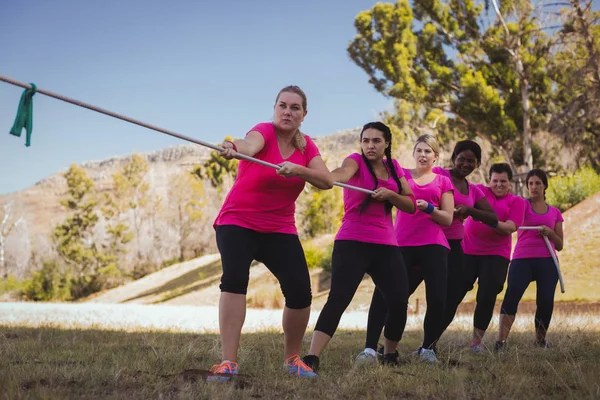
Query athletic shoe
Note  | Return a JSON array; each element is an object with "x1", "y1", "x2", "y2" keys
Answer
[
  {"x1": 283, "y1": 354, "x2": 317, "y2": 378},
  {"x1": 493, "y1": 340, "x2": 507, "y2": 353},
  {"x1": 382, "y1": 351, "x2": 400, "y2": 366},
  {"x1": 301, "y1": 355, "x2": 320, "y2": 374},
  {"x1": 470, "y1": 343, "x2": 485, "y2": 354},
  {"x1": 207, "y1": 360, "x2": 238, "y2": 382},
  {"x1": 418, "y1": 348, "x2": 440, "y2": 363},
  {"x1": 535, "y1": 339, "x2": 553, "y2": 348},
  {"x1": 355, "y1": 348, "x2": 379, "y2": 364}
]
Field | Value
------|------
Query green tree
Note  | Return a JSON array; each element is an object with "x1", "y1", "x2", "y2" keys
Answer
[
  {"x1": 348, "y1": 0, "x2": 554, "y2": 171},
  {"x1": 168, "y1": 172, "x2": 206, "y2": 261},
  {"x1": 299, "y1": 187, "x2": 343, "y2": 239},
  {"x1": 194, "y1": 136, "x2": 239, "y2": 194}
]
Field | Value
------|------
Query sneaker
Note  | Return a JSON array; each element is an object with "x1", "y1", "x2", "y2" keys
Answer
[
  {"x1": 418, "y1": 348, "x2": 440, "y2": 363},
  {"x1": 355, "y1": 348, "x2": 379, "y2": 364},
  {"x1": 493, "y1": 340, "x2": 507, "y2": 353},
  {"x1": 207, "y1": 360, "x2": 238, "y2": 382},
  {"x1": 410, "y1": 346, "x2": 423, "y2": 358},
  {"x1": 301, "y1": 355, "x2": 320, "y2": 374},
  {"x1": 535, "y1": 339, "x2": 552, "y2": 348},
  {"x1": 382, "y1": 352, "x2": 400, "y2": 366},
  {"x1": 470, "y1": 342, "x2": 485, "y2": 354},
  {"x1": 283, "y1": 354, "x2": 317, "y2": 378}
]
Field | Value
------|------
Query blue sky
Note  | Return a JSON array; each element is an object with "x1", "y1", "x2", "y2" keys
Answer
[{"x1": 0, "y1": 0, "x2": 392, "y2": 194}]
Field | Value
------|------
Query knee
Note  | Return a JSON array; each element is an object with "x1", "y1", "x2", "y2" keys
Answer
[
  {"x1": 219, "y1": 272, "x2": 249, "y2": 295},
  {"x1": 282, "y1": 284, "x2": 312, "y2": 309}
]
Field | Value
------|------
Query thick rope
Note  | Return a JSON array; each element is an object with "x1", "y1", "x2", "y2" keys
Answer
[{"x1": 1, "y1": 75, "x2": 374, "y2": 195}]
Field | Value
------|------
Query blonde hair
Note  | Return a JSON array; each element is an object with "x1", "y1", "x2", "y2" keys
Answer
[
  {"x1": 275, "y1": 85, "x2": 307, "y2": 152},
  {"x1": 413, "y1": 134, "x2": 440, "y2": 155}
]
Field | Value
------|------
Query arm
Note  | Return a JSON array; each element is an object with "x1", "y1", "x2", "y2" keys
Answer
[
  {"x1": 371, "y1": 176, "x2": 416, "y2": 214},
  {"x1": 277, "y1": 155, "x2": 334, "y2": 189},
  {"x1": 540, "y1": 222, "x2": 564, "y2": 252},
  {"x1": 455, "y1": 197, "x2": 498, "y2": 226},
  {"x1": 330, "y1": 157, "x2": 359, "y2": 183},
  {"x1": 417, "y1": 191, "x2": 454, "y2": 226},
  {"x1": 493, "y1": 220, "x2": 517, "y2": 236},
  {"x1": 219, "y1": 131, "x2": 265, "y2": 159}
]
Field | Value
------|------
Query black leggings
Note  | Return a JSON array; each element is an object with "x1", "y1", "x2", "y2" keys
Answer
[
  {"x1": 500, "y1": 258, "x2": 559, "y2": 333},
  {"x1": 315, "y1": 240, "x2": 408, "y2": 342},
  {"x1": 440, "y1": 253, "x2": 509, "y2": 333},
  {"x1": 366, "y1": 244, "x2": 448, "y2": 350},
  {"x1": 215, "y1": 224, "x2": 311, "y2": 309}
]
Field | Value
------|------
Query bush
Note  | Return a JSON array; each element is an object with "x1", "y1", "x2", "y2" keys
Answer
[
  {"x1": 304, "y1": 242, "x2": 334, "y2": 273},
  {"x1": 546, "y1": 167, "x2": 600, "y2": 212},
  {"x1": 0, "y1": 276, "x2": 26, "y2": 297},
  {"x1": 23, "y1": 261, "x2": 72, "y2": 301}
]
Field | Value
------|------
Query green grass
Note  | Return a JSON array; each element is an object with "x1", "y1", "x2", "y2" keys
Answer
[{"x1": 1, "y1": 323, "x2": 599, "y2": 399}]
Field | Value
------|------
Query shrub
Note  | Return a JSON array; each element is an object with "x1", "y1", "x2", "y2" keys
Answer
[
  {"x1": 546, "y1": 167, "x2": 600, "y2": 212},
  {"x1": 304, "y1": 242, "x2": 334, "y2": 273},
  {"x1": 23, "y1": 261, "x2": 72, "y2": 301}
]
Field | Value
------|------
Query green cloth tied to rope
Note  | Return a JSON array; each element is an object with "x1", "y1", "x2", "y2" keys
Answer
[{"x1": 9, "y1": 83, "x2": 37, "y2": 147}]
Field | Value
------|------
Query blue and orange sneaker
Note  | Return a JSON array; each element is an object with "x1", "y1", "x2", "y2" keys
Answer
[
  {"x1": 283, "y1": 354, "x2": 317, "y2": 378},
  {"x1": 207, "y1": 360, "x2": 238, "y2": 382}
]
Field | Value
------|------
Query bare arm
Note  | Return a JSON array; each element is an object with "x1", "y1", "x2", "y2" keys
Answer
[
  {"x1": 330, "y1": 157, "x2": 359, "y2": 183},
  {"x1": 541, "y1": 222, "x2": 564, "y2": 252},
  {"x1": 493, "y1": 220, "x2": 517, "y2": 236},
  {"x1": 455, "y1": 197, "x2": 498, "y2": 226},
  {"x1": 278, "y1": 155, "x2": 334, "y2": 190},
  {"x1": 219, "y1": 131, "x2": 265, "y2": 159},
  {"x1": 371, "y1": 176, "x2": 416, "y2": 214},
  {"x1": 417, "y1": 191, "x2": 454, "y2": 226}
]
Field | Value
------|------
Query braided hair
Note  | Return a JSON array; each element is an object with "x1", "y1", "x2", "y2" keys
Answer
[{"x1": 359, "y1": 122, "x2": 404, "y2": 214}]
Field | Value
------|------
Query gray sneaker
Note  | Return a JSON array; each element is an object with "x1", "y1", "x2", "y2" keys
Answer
[
  {"x1": 355, "y1": 349, "x2": 379, "y2": 364},
  {"x1": 418, "y1": 348, "x2": 440, "y2": 363},
  {"x1": 470, "y1": 343, "x2": 485, "y2": 354}
]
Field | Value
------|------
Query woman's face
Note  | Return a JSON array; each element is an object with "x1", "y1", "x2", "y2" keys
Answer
[
  {"x1": 453, "y1": 150, "x2": 479, "y2": 178},
  {"x1": 527, "y1": 175, "x2": 546, "y2": 199},
  {"x1": 273, "y1": 91, "x2": 306, "y2": 133},
  {"x1": 413, "y1": 142, "x2": 437, "y2": 170},
  {"x1": 490, "y1": 172, "x2": 510, "y2": 197},
  {"x1": 360, "y1": 128, "x2": 388, "y2": 161}
]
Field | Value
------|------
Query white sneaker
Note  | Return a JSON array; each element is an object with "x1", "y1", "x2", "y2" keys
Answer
[
  {"x1": 418, "y1": 348, "x2": 440, "y2": 363},
  {"x1": 355, "y1": 348, "x2": 379, "y2": 364},
  {"x1": 470, "y1": 343, "x2": 484, "y2": 354}
]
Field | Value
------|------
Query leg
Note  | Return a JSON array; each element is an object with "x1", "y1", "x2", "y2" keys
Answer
[
  {"x1": 369, "y1": 246, "x2": 409, "y2": 355},
  {"x1": 533, "y1": 258, "x2": 559, "y2": 343},
  {"x1": 498, "y1": 259, "x2": 533, "y2": 342},
  {"x1": 419, "y1": 245, "x2": 448, "y2": 350},
  {"x1": 473, "y1": 256, "x2": 509, "y2": 342},
  {"x1": 215, "y1": 225, "x2": 259, "y2": 362},
  {"x1": 438, "y1": 240, "x2": 467, "y2": 338},
  {"x1": 259, "y1": 233, "x2": 312, "y2": 359},
  {"x1": 309, "y1": 241, "x2": 370, "y2": 356}
]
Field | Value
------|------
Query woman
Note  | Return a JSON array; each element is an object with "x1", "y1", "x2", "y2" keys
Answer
[
  {"x1": 496, "y1": 169, "x2": 564, "y2": 351},
  {"x1": 434, "y1": 140, "x2": 497, "y2": 345},
  {"x1": 301, "y1": 122, "x2": 416, "y2": 373},
  {"x1": 363, "y1": 134, "x2": 454, "y2": 363},
  {"x1": 209, "y1": 86, "x2": 333, "y2": 380},
  {"x1": 448, "y1": 163, "x2": 525, "y2": 353}
]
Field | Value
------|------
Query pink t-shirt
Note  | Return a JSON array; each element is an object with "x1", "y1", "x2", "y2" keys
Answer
[
  {"x1": 433, "y1": 167, "x2": 485, "y2": 240},
  {"x1": 462, "y1": 185, "x2": 526, "y2": 259},
  {"x1": 335, "y1": 153, "x2": 405, "y2": 246},
  {"x1": 512, "y1": 201, "x2": 564, "y2": 260},
  {"x1": 394, "y1": 169, "x2": 454, "y2": 249},
  {"x1": 214, "y1": 122, "x2": 320, "y2": 234}
]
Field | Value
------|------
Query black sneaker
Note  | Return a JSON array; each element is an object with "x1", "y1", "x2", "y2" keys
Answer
[
  {"x1": 493, "y1": 340, "x2": 507, "y2": 353},
  {"x1": 382, "y1": 352, "x2": 400, "y2": 366},
  {"x1": 301, "y1": 355, "x2": 320, "y2": 374}
]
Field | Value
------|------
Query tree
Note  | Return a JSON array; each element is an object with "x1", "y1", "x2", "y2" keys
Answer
[
  {"x1": 194, "y1": 136, "x2": 238, "y2": 194},
  {"x1": 348, "y1": 0, "x2": 554, "y2": 171},
  {"x1": 111, "y1": 154, "x2": 151, "y2": 264},
  {"x1": 168, "y1": 172, "x2": 206, "y2": 261},
  {"x1": 299, "y1": 186, "x2": 343, "y2": 239},
  {"x1": 53, "y1": 164, "x2": 102, "y2": 298},
  {"x1": 0, "y1": 200, "x2": 23, "y2": 278}
]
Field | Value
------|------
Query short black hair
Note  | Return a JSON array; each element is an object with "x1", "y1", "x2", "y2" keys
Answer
[
  {"x1": 489, "y1": 163, "x2": 513, "y2": 180},
  {"x1": 451, "y1": 140, "x2": 482, "y2": 163}
]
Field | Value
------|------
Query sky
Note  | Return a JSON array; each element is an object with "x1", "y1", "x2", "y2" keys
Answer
[{"x1": 0, "y1": 0, "x2": 393, "y2": 195}]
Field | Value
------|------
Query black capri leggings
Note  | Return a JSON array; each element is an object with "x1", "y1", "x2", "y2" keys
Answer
[
  {"x1": 500, "y1": 257, "x2": 559, "y2": 333},
  {"x1": 315, "y1": 240, "x2": 409, "y2": 342},
  {"x1": 366, "y1": 244, "x2": 448, "y2": 350},
  {"x1": 440, "y1": 253, "x2": 509, "y2": 333},
  {"x1": 215, "y1": 224, "x2": 311, "y2": 309}
]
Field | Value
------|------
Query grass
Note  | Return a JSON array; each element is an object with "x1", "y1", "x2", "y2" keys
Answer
[{"x1": 1, "y1": 319, "x2": 599, "y2": 399}]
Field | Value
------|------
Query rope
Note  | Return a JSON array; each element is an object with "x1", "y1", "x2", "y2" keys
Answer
[
  {"x1": 518, "y1": 226, "x2": 565, "y2": 293},
  {"x1": 1, "y1": 75, "x2": 374, "y2": 195}
]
